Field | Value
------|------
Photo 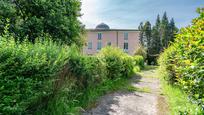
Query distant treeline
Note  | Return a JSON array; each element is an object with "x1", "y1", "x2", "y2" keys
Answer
[{"x1": 138, "y1": 12, "x2": 178, "y2": 64}]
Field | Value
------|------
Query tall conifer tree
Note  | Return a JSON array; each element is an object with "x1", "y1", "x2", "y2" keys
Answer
[
  {"x1": 138, "y1": 22, "x2": 144, "y2": 46},
  {"x1": 168, "y1": 18, "x2": 177, "y2": 43},
  {"x1": 161, "y1": 12, "x2": 169, "y2": 48},
  {"x1": 144, "y1": 21, "x2": 151, "y2": 47},
  {"x1": 156, "y1": 15, "x2": 161, "y2": 28},
  {"x1": 137, "y1": 12, "x2": 177, "y2": 64},
  {"x1": 151, "y1": 15, "x2": 162, "y2": 55}
]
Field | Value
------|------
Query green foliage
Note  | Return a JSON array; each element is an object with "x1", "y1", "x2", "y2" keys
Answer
[
  {"x1": 160, "y1": 12, "x2": 169, "y2": 48},
  {"x1": 150, "y1": 26, "x2": 162, "y2": 55},
  {"x1": 159, "y1": 70, "x2": 202, "y2": 114},
  {"x1": 64, "y1": 77, "x2": 131, "y2": 114},
  {"x1": 133, "y1": 55, "x2": 145, "y2": 69},
  {"x1": 158, "y1": 8, "x2": 204, "y2": 111},
  {"x1": 0, "y1": 0, "x2": 84, "y2": 46},
  {"x1": 67, "y1": 55, "x2": 107, "y2": 89},
  {"x1": 126, "y1": 85, "x2": 151, "y2": 93},
  {"x1": 0, "y1": 34, "x2": 71, "y2": 114},
  {"x1": 139, "y1": 12, "x2": 178, "y2": 65},
  {"x1": 39, "y1": 47, "x2": 138, "y2": 114},
  {"x1": 98, "y1": 47, "x2": 134, "y2": 79},
  {"x1": 144, "y1": 21, "x2": 152, "y2": 48},
  {"x1": 138, "y1": 22, "x2": 144, "y2": 46},
  {"x1": 158, "y1": 46, "x2": 177, "y2": 83},
  {"x1": 0, "y1": 36, "x2": 138, "y2": 114}
]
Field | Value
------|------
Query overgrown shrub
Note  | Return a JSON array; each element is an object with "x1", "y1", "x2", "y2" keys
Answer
[
  {"x1": 0, "y1": 35, "x2": 71, "y2": 114},
  {"x1": 98, "y1": 47, "x2": 134, "y2": 79},
  {"x1": 121, "y1": 56, "x2": 134, "y2": 77},
  {"x1": 133, "y1": 55, "x2": 144, "y2": 69},
  {"x1": 0, "y1": 35, "x2": 138, "y2": 114},
  {"x1": 158, "y1": 46, "x2": 177, "y2": 83},
  {"x1": 67, "y1": 55, "x2": 107, "y2": 89},
  {"x1": 158, "y1": 8, "x2": 204, "y2": 110},
  {"x1": 42, "y1": 47, "x2": 137, "y2": 114}
]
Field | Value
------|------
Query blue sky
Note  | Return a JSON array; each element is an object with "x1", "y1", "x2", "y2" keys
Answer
[{"x1": 80, "y1": 0, "x2": 204, "y2": 29}]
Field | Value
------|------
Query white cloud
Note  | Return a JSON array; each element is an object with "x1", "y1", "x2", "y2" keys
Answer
[
  {"x1": 80, "y1": 0, "x2": 203, "y2": 29},
  {"x1": 80, "y1": 0, "x2": 103, "y2": 28}
]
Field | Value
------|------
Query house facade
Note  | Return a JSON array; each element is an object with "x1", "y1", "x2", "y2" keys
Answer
[{"x1": 83, "y1": 23, "x2": 140, "y2": 55}]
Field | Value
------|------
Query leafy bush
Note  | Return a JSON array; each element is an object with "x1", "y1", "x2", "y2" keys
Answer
[
  {"x1": 0, "y1": 35, "x2": 137, "y2": 114},
  {"x1": 42, "y1": 47, "x2": 137, "y2": 114},
  {"x1": 158, "y1": 46, "x2": 177, "y2": 83},
  {"x1": 133, "y1": 55, "x2": 144, "y2": 69},
  {"x1": 0, "y1": 35, "x2": 71, "y2": 114},
  {"x1": 67, "y1": 55, "x2": 107, "y2": 89},
  {"x1": 158, "y1": 8, "x2": 204, "y2": 110},
  {"x1": 121, "y1": 56, "x2": 135, "y2": 77},
  {"x1": 98, "y1": 47, "x2": 134, "y2": 79}
]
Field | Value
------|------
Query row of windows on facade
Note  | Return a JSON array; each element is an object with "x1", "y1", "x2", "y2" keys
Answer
[
  {"x1": 98, "y1": 32, "x2": 129, "y2": 40},
  {"x1": 88, "y1": 42, "x2": 128, "y2": 50}
]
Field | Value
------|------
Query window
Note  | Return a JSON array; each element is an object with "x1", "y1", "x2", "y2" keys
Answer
[
  {"x1": 107, "y1": 42, "x2": 111, "y2": 46},
  {"x1": 88, "y1": 42, "x2": 92, "y2": 49},
  {"x1": 98, "y1": 33, "x2": 102, "y2": 40},
  {"x1": 97, "y1": 41, "x2": 102, "y2": 50},
  {"x1": 124, "y1": 42, "x2": 128, "y2": 50},
  {"x1": 124, "y1": 32, "x2": 128, "y2": 40}
]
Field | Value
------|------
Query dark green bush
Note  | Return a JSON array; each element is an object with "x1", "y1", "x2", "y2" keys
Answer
[
  {"x1": 67, "y1": 55, "x2": 107, "y2": 89},
  {"x1": 42, "y1": 47, "x2": 136, "y2": 114},
  {"x1": 0, "y1": 0, "x2": 84, "y2": 46},
  {"x1": 158, "y1": 8, "x2": 204, "y2": 110},
  {"x1": 0, "y1": 35, "x2": 70, "y2": 114},
  {"x1": 0, "y1": 36, "x2": 137, "y2": 114}
]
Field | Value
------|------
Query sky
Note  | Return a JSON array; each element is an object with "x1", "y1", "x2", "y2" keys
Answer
[{"x1": 80, "y1": 0, "x2": 204, "y2": 29}]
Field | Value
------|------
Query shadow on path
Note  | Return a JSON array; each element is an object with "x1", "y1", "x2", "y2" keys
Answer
[{"x1": 82, "y1": 68, "x2": 168, "y2": 115}]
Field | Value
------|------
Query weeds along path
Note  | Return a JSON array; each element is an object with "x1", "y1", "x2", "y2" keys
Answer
[{"x1": 82, "y1": 67, "x2": 169, "y2": 115}]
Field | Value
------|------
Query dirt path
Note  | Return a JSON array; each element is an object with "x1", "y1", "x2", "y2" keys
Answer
[{"x1": 82, "y1": 68, "x2": 169, "y2": 115}]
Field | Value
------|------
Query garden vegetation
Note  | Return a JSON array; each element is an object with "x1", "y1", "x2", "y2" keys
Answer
[
  {"x1": 0, "y1": 31, "x2": 144, "y2": 114},
  {"x1": 0, "y1": 0, "x2": 84, "y2": 46},
  {"x1": 158, "y1": 8, "x2": 204, "y2": 114},
  {"x1": 0, "y1": 1, "x2": 145, "y2": 114}
]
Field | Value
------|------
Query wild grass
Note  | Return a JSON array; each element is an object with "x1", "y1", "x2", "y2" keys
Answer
[
  {"x1": 35, "y1": 74, "x2": 133, "y2": 115},
  {"x1": 65, "y1": 67, "x2": 139, "y2": 114},
  {"x1": 67, "y1": 77, "x2": 131, "y2": 114},
  {"x1": 159, "y1": 69, "x2": 203, "y2": 114},
  {"x1": 126, "y1": 85, "x2": 151, "y2": 93},
  {"x1": 143, "y1": 65, "x2": 158, "y2": 71}
]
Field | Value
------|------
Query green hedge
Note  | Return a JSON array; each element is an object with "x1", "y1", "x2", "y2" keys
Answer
[
  {"x1": 158, "y1": 8, "x2": 204, "y2": 110},
  {"x1": 0, "y1": 37, "x2": 139, "y2": 114},
  {"x1": 67, "y1": 55, "x2": 107, "y2": 89},
  {"x1": 98, "y1": 47, "x2": 134, "y2": 79},
  {"x1": 0, "y1": 35, "x2": 70, "y2": 114}
]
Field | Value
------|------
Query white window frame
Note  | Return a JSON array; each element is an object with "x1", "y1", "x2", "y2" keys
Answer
[
  {"x1": 124, "y1": 42, "x2": 128, "y2": 50},
  {"x1": 88, "y1": 42, "x2": 92, "y2": 49},
  {"x1": 124, "y1": 32, "x2": 128, "y2": 40},
  {"x1": 97, "y1": 41, "x2": 102, "y2": 50},
  {"x1": 98, "y1": 33, "x2": 102, "y2": 40}
]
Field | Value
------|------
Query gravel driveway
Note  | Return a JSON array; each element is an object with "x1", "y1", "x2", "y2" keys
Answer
[{"x1": 82, "y1": 68, "x2": 169, "y2": 115}]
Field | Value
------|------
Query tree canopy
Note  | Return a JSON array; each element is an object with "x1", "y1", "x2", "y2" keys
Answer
[
  {"x1": 138, "y1": 12, "x2": 178, "y2": 64},
  {"x1": 0, "y1": 0, "x2": 84, "y2": 46}
]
